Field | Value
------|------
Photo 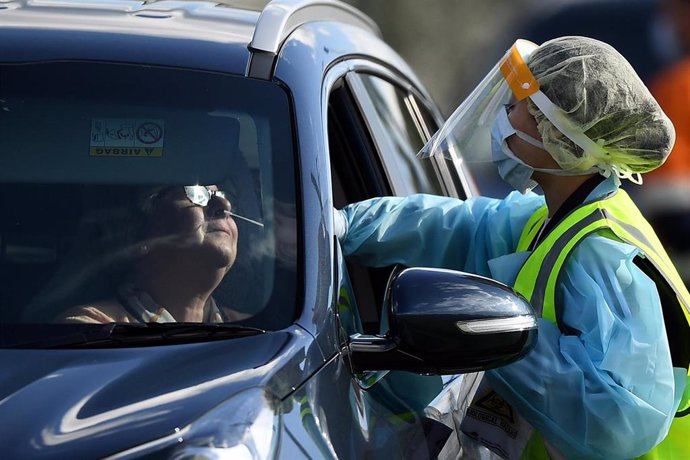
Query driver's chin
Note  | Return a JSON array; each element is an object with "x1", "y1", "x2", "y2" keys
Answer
[{"x1": 202, "y1": 235, "x2": 238, "y2": 269}]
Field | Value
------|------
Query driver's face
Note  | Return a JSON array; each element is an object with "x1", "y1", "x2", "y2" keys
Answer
[{"x1": 145, "y1": 185, "x2": 238, "y2": 269}]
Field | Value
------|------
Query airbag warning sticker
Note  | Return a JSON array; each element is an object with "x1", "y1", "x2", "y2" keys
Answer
[{"x1": 90, "y1": 119, "x2": 165, "y2": 157}]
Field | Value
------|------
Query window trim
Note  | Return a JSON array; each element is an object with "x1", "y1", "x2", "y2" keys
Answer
[{"x1": 341, "y1": 60, "x2": 472, "y2": 199}]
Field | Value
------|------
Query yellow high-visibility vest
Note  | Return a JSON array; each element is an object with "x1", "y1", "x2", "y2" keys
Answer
[{"x1": 513, "y1": 188, "x2": 690, "y2": 459}]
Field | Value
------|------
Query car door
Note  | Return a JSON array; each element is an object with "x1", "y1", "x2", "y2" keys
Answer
[{"x1": 327, "y1": 61, "x2": 482, "y2": 459}]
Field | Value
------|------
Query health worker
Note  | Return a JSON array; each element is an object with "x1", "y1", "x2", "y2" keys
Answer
[{"x1": 334, "y1": 36, "x2": 690, "y2": 459}]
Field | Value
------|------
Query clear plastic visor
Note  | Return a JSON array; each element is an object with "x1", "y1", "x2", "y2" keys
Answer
[{"x1": 418, "y1": 40, "x2": 539, "y2": 164}]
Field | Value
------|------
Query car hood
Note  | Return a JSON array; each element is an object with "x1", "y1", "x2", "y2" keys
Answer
[{"x1": 0, "y1": 329, "x2": 306, "y2": 459}]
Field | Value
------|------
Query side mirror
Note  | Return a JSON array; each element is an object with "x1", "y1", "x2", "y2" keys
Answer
[{"x1": 348, "y1": 267, "x2": 537, "y2": 374}]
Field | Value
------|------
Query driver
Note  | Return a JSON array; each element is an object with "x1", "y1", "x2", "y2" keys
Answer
[{"x1": 58, "y1": 185, "x2": 241, "y2": 323}]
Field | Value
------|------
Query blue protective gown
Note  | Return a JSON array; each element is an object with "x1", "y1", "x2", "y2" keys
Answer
[{"x1": 338, "y1": 176, "x2": 682, "y2": 459}]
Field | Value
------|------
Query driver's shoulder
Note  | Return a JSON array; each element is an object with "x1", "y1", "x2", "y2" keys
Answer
[{"x1": 55, "y1": 300, "x2": 134, "y2": 324}]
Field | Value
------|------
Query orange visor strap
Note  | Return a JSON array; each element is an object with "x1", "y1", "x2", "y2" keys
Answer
[{"x1": 499, "y1": 44, "x2": 539, "y2": 101}]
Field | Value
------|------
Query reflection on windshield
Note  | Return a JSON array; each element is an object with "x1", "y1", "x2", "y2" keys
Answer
[{"x1": 0, "y1": 61, "x2": 298, "y2": 344}]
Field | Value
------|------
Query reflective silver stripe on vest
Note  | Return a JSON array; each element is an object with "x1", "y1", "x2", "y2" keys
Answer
[{"x1": 530, "y1": 209, "x2": 602, "y2": 314}]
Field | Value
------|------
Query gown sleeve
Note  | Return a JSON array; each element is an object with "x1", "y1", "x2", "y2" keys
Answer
[{"x1": 338, "y1": 191, "x2": 544, "y2": 276}]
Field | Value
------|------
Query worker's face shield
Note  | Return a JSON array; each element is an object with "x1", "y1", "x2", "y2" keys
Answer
[{"x1": 418, "y1": 39, "x2": 540, "y2": 164}]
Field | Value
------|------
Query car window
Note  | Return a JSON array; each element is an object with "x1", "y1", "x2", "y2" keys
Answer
[
  {"x1": 0, "y1": 61, "x2": 298, "y2": 342},
  {"x1": 353, "y1": 73, "x2": 445, "y2": 196}
]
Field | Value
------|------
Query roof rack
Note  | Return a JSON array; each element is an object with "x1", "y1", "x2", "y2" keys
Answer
[{"x1": 246, "y1": 0, "x2": 380, "y2": 79}]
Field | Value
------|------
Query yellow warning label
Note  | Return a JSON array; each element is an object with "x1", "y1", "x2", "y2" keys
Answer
[
  {"x1": 475, "y1": 389, "x2": 515, "y2": 424},
  {"x1": 90, "y1": 147, "x2": 163, "y2": 157},
  {"x1": 90, "y1": 118, "x2": 165, "y2": 158}
]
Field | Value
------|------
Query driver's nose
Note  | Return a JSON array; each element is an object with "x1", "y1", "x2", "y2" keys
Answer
[{"x1": 207, "y1": 193, "x2": 232, "y2": 219}]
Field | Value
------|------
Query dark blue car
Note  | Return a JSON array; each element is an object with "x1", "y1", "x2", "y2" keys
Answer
[{"x1": 0, "y1": 0, "x2": 537, "y2": 457}]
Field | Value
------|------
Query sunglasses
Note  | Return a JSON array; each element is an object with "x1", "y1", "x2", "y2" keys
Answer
[
  {"x1": 183, "y1": 185, "x2": 228, "y2": 207},
  {"x1": 183, "y1": 185, "x2": 264, "y2": 228}
]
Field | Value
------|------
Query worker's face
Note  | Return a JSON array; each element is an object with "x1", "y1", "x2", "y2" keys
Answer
[
  {"x1": 145, "y1": 185, "x2": 238, "y2": 270},
  {"x1": 505, "y1": 99, "x2": 560, "y2": 170}
]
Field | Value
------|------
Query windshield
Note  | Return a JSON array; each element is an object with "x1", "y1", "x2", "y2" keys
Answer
[{"x1": 0, "y1": 61, "x2": 298, "y2": 345}]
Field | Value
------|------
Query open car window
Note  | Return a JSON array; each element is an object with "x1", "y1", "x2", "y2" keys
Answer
[{"x1": 0, "y1": 62, "x2": 298, "y2": 344}]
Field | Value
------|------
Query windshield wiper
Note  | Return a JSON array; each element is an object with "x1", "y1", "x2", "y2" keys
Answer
[{"x1": 7, "y1": 323, "x2": 266, "y2": 349}]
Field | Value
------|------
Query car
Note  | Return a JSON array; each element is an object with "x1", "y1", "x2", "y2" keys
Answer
[{"x1": 0, "y1": 0, "x2": 537, "y2": 458}]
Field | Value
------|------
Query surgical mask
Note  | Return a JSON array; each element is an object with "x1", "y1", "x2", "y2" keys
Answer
[
  {"x1": 491, "y1": 107, "x2": 598, "y2": 194},
  {"x1": 491, "y1": 107, "x2": 544, "y2": 194}
]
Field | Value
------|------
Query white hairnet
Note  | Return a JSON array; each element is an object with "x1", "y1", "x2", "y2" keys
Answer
[{"x1": 525, "y1": 36, "x2": 675, "y2": 176}]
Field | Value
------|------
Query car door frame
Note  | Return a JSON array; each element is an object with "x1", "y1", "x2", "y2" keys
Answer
[{"x1": 323, "y1": 58, "x2": 483, "y2": 459}]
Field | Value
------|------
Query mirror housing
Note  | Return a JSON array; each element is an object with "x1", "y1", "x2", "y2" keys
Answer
[{"x1": 348, "y1": 267, "x2": 537, "y2": 374}]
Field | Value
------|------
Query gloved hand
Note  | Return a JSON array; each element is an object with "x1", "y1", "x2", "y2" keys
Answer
[{"x1": 333, "y1": 207, "x2": 348, "y2": 241}]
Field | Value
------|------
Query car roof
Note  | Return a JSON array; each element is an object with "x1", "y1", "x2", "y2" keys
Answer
[
  {"x1": 0, "y1": 0, "x2": 380, "y2": 77},
  {"x1": 0, "y1": 0, "x2": 261, "y2": 74}
]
